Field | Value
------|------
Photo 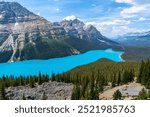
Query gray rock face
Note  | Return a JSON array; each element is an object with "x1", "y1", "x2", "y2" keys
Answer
[
  {"x1": 60, "y1": 19, "x2": 104, "y2": 42},
  {"x1": 60, "y1": 19, "x2": 121, "y2": 47},
  {"x1": 5, "y1": 81, "x2": 73, "y2": 100},
  {"x1": 0, "y1": 1, "x2": 122, "y2": 63},
  {"x1": 0, "y1": 2, "x2": 68, "y2": 63},
  {"x1": 60, "y1": 19, "x2": 85, "y2": 38}
]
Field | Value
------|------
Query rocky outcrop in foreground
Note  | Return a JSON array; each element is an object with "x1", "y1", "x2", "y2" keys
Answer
[
  {"x1": 100, "y1": 83, "x2": 144, "y2": 100},
  {"x1": 5, "y1": 81, "x2": 73, "y2": 100}
]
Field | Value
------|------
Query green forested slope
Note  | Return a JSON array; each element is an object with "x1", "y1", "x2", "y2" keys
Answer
[
  {"x1": 52, "y1": 59, "x2": 140, "y2": 99},
  {"x1": 122, "y1": 46, "x2": 150, "y2": 61},
  {"x1": 2, "y1": 59, "x2": 150, "y2": 100}
]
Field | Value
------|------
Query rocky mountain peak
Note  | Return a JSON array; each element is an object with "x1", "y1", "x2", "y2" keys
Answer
[
  {"x1": 62, "y1": 15, "x2": 77, "y2": 21},
  {"x1": 60, "y1": 18, "x2": 105, "y2": 42},
  {"x1": 85, "y1": 24, "x2": 102, "y2": 36},
  {"x1": 0, "y1": 2, "x2": 122, "y2": 63},
  {"x1": 61, "y1": 18, "x2": 84, "y2": 28},
  {"x1": 0, "y1": 1, "x2": 39, "y2": 24}
]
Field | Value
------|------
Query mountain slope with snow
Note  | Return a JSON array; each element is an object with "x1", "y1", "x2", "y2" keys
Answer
[
  {"x1": 115, "y1": 31, "x2": 150, "y2": 46},
  {"x1": 0, "y1": 2, "x2": 122, "y2": 63}
]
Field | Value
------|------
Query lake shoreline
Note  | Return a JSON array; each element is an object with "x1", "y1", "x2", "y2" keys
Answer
[{"x1": 0, "y1": 49, "x2": 124, "y2": 78}]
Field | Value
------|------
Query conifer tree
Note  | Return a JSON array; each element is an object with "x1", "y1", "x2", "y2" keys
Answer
[
  {"x1": 22, "y1": 93, "x2": 26, "y2": 100},
  {"x1": 138, "y1": 88, "x2": 148, "y2": 100},
  {"x1": 89, "y1": 74, "x2": 95, "y2": 99},
  {"x1": 29, "y1": 77, "x2": 34, "y2": 88},
  {"x1": 71, "y1": 85, "x2": 80, "y2": 100},
  {"x1": 0, "y1": 83, "x2": 7, "y2": 100},
  {"x1": 113, "y1": 90, "x2": 122, "y2": 100},
  {"x1": 117, "y1": 72, "x2": 121, "y2": 86},
  {"x1": 38, "y1": 72, "x2": 42, "y2": 85},
  {"x1": 42, "y1": 92, "x2": 48, "y2": 100}
]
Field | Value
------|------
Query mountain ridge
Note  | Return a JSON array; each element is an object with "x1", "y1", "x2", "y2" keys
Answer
[
  {"x1": 115, "y1": 31, "x2": 150, "y2": 46},
  {"x1": 0, "y1": 1, "x2": 122, "y2": 63}
]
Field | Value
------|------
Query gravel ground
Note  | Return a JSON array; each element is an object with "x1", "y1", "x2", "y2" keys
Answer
[{"x1": 99, "y1": 83, "x2": 144, "y2": 100}]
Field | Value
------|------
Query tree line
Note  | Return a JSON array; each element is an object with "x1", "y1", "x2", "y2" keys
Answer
[
  {"x1": 51, "y1": 69, "x2": 135, "y2": 100},
  {"x1": 1, "y1": 59, "x2": 150, "y2": 100},
  {"x1": 138, "y1": 60, "x2": 150, "y2": 89},
  {"x1": 0, "y1": 73, "x2": 49, "y2": 100}
]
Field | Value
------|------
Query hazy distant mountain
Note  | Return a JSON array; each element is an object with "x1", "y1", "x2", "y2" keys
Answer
[
  {"x1": 0, "y1": 1, "x2": 122, "y2": 63},
  {"x1": 115, "y1": 31, "x2": 150, "y2": 46}
]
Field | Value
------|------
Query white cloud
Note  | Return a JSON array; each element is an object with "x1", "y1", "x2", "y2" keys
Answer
[
  {"x1": 136, "y1": 0, "x2": 150, "y2": 4},
  {"x1": 56, "y1": 8, "x2": 60, "y2": 12},
  {"x1": 120, "y1": 5, "x2": 148, "y2": 18},
  {"x1": 63, "y1": 15, "x2": 77, "y2": 21},
  {"x1": 117, "y1": 0, "x2": 150, "y2": 18},
  {"x1": 115, "y1": 0, "x2": 135, "y2": 4},
  {"x1": 111, "y1": 26, "x2": 141, "y2": 36},
  {"x1": 100, "y1": 20, "x2": 130, "y2": 26},
  {"x1": 86, "y1": 19, "x2": 132, "y2": 37},
  {"x1": 139, "y1": 17, "x2": 146, "y2": 21},
  {"x1": 86, "y1": 19, "x2": 130, "y2": 27},
  {"x1": 86, "y1": 0, "x2": 150, "y2": 37}
]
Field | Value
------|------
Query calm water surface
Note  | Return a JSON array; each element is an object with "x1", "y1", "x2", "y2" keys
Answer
[{"x1": 0, "y1": 49, "x2": 124, "y2": 77}]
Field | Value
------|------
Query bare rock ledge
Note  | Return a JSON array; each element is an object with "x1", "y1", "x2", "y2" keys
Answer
[{"x1": 5, "y1": 81, "x2": 73, "y2": 100}]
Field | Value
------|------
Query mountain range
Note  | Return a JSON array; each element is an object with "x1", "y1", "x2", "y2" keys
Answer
[
  {"x1": 115, "y1": 31, "x2": 150, "y2": 47},
  {"x1": 0, "y1": 1, "x2": 122, "y2": 63}
]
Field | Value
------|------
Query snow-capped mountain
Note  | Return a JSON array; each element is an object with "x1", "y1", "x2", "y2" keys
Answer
[
  {"x1": 60, "y1": 18, "x2": 120, "y2": 45},
  {"x1": 124, "y1": 31, "x2": 150, "y2": 37},
  {"x1": 115, "y1": 31, "x2": 150, "y2": 46},
  {"x1": 0, "y1": 1, "x2": 122, "y2": 63}
]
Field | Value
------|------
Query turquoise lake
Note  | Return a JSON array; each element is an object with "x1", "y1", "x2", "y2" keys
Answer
[{"x1": 0, "y1": 49, "x2": 124, "y2": 77}]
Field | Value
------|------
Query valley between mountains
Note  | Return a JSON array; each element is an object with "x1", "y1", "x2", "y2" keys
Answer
[
  {"x1": 0, "y1": 1, "x2": 121, "y2": 63},
  {"x1": 0, "y1": 1, "x2": 150, "y2": 100}
]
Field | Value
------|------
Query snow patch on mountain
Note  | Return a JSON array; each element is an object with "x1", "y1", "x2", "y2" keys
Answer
[
  {"x1": 0, "y1": 14, "x2": 4, "y2": 19},
  {"x1": 97, "y1": 39, "x2": 106, "y2": 43},
  {"x1": 15, "y1": 22, "x2": 19, "y2": 26}
]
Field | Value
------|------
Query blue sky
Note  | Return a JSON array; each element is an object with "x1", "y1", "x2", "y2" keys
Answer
[{"x1": 5, "y1": 0, "x2": 150, "y2": 37}]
